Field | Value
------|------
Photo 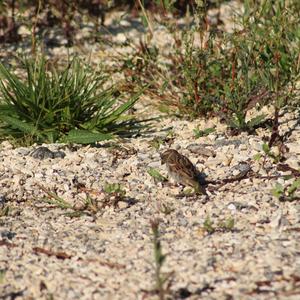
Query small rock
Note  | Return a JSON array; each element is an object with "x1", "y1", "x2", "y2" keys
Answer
[
  {"x1": 249, "y1": 139, "x2": 262, "y2": 151},
  {"x1": 204, "y1": 157, "x2": 222, "y2": 169},
  {"x1": 17, "y1": 148, "x2": 31, "y2": 156},
  {"x1": 285, "y1": 156, "x2": 300, "y2": 170},
  {"x1": 208, "y1": 134, "x2": 217, "y2": 142},
  {"x1": 118, "y1": 201, "x2": 129, "y2": 209},
  {"x1": 18, "y1": 25, "x2": 31, "y2": 36},
  {"x1": 227, "y1": 203, "x2": 237, "y2": 211},
  {"x1": 239, "y1": 144, "x2": 247, "y2": 150},
  {"x1": 115, "y1": 33, "x2": 127, "y2": 43},
  {"x1": 179, "y1": 218, "x2": 189, "y2": 227},
  {"x1": 187, "y1": 144, "x2": 216, "y2": 157},
  {"x1": 31, "y1": 147, "x2": 55, "y2": 159},
  {"x1": 30, "y1": 147, "x2": 66, "y2": 159},
  {"x1": 147, "y1": 161, "x2": 161, "y2": 168},
  {"x1": 272, "y1": 146, "x2": 280, "y2": 157},
  {"x1": 73, "y1": 200, "x2": 86, "y2": 211},
  {"x1": 0, "y1": 141, "x2": 13, "y2": 150},
  {"x1": 270, "y1": 210, "x2": 289, "y2": 231}
]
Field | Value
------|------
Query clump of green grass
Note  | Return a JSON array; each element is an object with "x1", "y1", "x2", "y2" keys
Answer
[
  {"x1": 103, "y1": 182, "x2": 126, "y2": 195},
  {"x1": 39, "y1": 185, "x2": 72, "y2": 210},
  {"x1": 38, "y1": 184, "x2": 87, "y2": 217},
  {"x1": 38, "y1": 182, "x2": 129, "y2": 217},
  {"x1": 0, "y1": 56, "x2": 144, "y2": 145}
]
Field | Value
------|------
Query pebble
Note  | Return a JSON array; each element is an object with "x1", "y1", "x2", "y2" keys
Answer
[
  {"x1": 187, "y1": 144, "x2": 216, "y2": 157},
  {"x1": 287, "y1": 143, "x2": 300, "y2": 154},
  {"x1": 118, "y1": 201, "x2": 129, "y2": 209},
  {"x1": 0, "y1": 141, "x2": 13, "y2": 150},
  {"x1": 249, "y1": 140, "x2": 262, "y2": 151},
  {"x1": 227, "y1": 203, "x2": 237, "y2": 211},
  {"x1": 285, "y1": 156, "x2": 300, "y2": 170}
]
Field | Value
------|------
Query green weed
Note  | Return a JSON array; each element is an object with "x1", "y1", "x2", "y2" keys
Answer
[
  {"x1": 193, "y1": 127, "x2": 215, "y2": 138},
  {"x1": 203, "y1": 216, "x2": 215, "y2": 234},
  {"x1": 39, "y1": 185, "x2": 72, "y2": 210},
  {"x1": 101, "y1": 182, "x2": 127, "y2": 208},
  {"x1": 147, "y1": 168, "x2": 168, "y2": 183},
  {"x1": 203, "y1": 216, "x2": 235, "y2": 234},
  {"x1": 272, "y1": 179, "x2": 300, "y2": 202}
]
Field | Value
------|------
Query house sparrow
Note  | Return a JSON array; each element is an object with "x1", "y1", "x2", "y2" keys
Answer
[{"x1": 160, "y1": 149, "x2": 206, "y2": 194}]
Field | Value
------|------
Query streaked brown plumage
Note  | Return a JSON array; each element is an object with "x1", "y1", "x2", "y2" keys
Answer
[{"x1": 161, "y1": 149, "x2": 205, "y2": 194}]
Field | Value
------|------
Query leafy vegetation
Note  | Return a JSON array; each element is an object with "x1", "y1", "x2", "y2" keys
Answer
[
  {"x1": 272, "y1": 179, "x2": 300, "y2": 202},
  {"x1": 120, "y1": 0, "x2": 299, "y2": 134},
  {"x1": 193, "y1": 127, "x2": 215, "y2": 138},
  {"x1": 147, "y1": 168, "x2": 168, "y2": 183},
  {"x1": 203, "y1": 216, "x2": 235, "y2": 234},
  {"x1": 0, "y1": 57, "x2": 143, "y2": 145},
  {"x1": 2, "y1": 1, "x2": 298, "y2": 137}
]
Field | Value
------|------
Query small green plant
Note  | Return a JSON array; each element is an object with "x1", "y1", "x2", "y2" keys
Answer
[
  {"x1": 150, "y1": 219, "x2": 173, "y2": 300},
  {"x1": 193, "y1": 127, "x2": 215, "y2": 138},
  {"x1": 203, "y1": 216, "x2": 215, "y2": 234},
  {"x1": 203, "y1": 216, "x2": 235, "y2": 234},
  {"x1": 218, "y1": 217, "x2": 235, "y2": 232},
  {"x1": 228, "y1": 113, "x2": 267, "y2": 134},
  {"x1": 39, "y1": 185, "x2": 72, "y2": 209},
  {"x1": 0, "y1": 56, "x2": 144, "y2": 145},
  {"x1": 101, "y1": 182, "x2": 127, "y2": 208},
  {"x1": 262, "y1": 143, "x2": 281, "y2": 163},
  {"x1": 38, "y1": 184, "x2": 102, "y2": 216},
  {"x1": 120, "y1": 0, "x2": 299, "y2": 135},
  {"x1": 272, "y1": 179, "x2": 300, "y2": 202},
  {"x1": 82, "y1": 195, "x2": 99, "y2": 214},
  {"x1": 148, "y1": 137, "x2": 164, "y2": 150},
  {"x1": 254, "y1": 143, "x2": 282, "y2": 165},
  {"x1": 103, "y1": 183, "x2": 126, "y2": 196},
  {"x1": 147, "y1": 168, "x2": 167, "y2": 183}
]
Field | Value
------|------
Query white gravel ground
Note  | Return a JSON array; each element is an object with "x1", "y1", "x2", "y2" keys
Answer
[
  {"x1": 0, "y1": 2, "x2": 300, "y2": 299},
  {"x1": 0, "y1": 113, "x2": 300, "y2": 300}
]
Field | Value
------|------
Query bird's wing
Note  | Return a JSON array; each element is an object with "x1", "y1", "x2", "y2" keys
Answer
[{"x1": 170, "y1": 155, "x2": 199, "y2": 180}]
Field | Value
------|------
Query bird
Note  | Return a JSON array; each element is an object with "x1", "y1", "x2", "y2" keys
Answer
[{"x1": 160, "y1": 149, "x2": 206, "y2": 194}]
